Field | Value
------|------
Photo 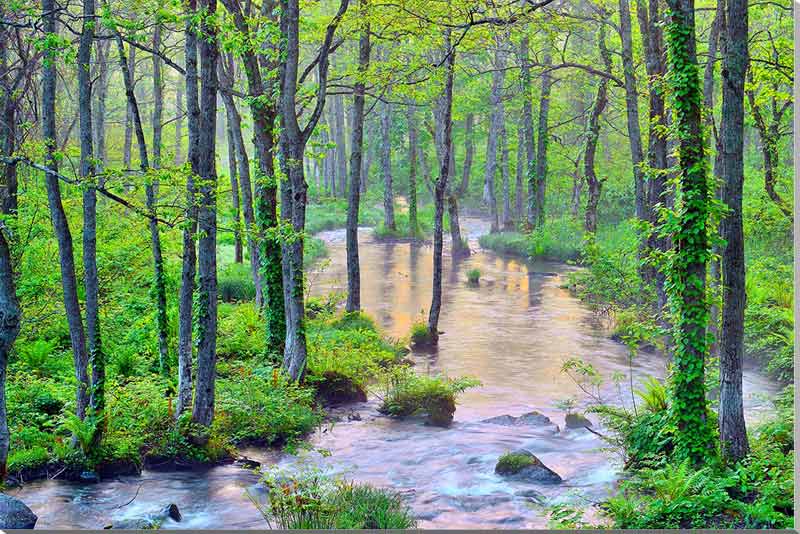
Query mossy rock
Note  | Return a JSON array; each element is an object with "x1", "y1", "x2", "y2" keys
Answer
[
  {"x1": 313, "y1": 371, "x2": 368, "y2": 405},
  {"x1": 495, "y1": 450, "x2": 562, "y2": 483},
  {"x1": 564, "y1": 412, "x2": 592, "y2": 429},
  {"x1": 426, "y1": 394, "x2": 456, "y2": 427}
]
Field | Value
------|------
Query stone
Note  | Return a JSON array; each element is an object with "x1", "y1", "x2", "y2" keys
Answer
[
  {"x1": 79, "y1": 470, "x2": 100, "y2": 483},
  {"x1": 482, "y1": 411, "x2": 553, "y2": 427},
  {"x1": 495, "y1": 449, "x2": 562, "y2": 484},
  {"x1": 0, "y1": 494, "x2": 38, "y2": 529},
  {"x1": 564, "y1": 413, "x2": 592, "y2": 429},
  {"x1": 106, "y1": 503, "x2": 181, "y2": 529}
]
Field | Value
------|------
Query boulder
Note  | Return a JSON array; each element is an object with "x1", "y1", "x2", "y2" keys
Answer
[
  {"x1": 495, "y1": 449, "x2": 562, "y2": 484},
  {"x1": 564, "y1": 413, "x2": 592, "y2": 429},
  {"x1": 0, "y1": 494, "x2": 38, "y2": 529},
  {"x1": 105, "y1": 503, "x2": 181, "y2": 529},
  {"x1": 482, "y1": 411, "x2": 553, "y2": 427}
]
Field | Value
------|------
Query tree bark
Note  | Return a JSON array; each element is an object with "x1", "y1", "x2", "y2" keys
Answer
[
  {"x1": 515, "y1": 123, "x2": 524, "y2": 221},
  {"x1": 43, "y1": 0, "x2": 89, "y2": 421},
  {"x1": 192, "y1": 0, "x2": 219, "y2": 428},
  {"x1": 123, "y1": 46, "x2": 135, "y2": 169},
  {"x1": 346, "y1": 4, "x2": 369, "y2": 312},
  {"x1": 534, "y1": 46, "x2": 552, "y2": 229},
  {"x1": 79, "y1": 0, "x2": 104, "y2": 439},
  {"x1": 177, "y1": 0, "x2": 200, "y2": 417},
  {"x1": 334, "y1": 92, "x2": 347, "y2": 196},
  {"x1": 457, "y1": 113, "x2": 474, "y2": 197},
  {"x1": 94, "y1": 40, "x2": 110, "y2": 173},
  {"x1": 484, "y1": 39, "x2": 504, "y2": 233},
  {"x1": 406, "y1": 104, "x2": 419, "y2": 238},
  {"x1": 380, "y1": 98, "x2": 395, "y2": 231},
  {"x1": 226, "y1": 110, "x2": 243, "y2": 263},
  {"x1": 719, "y1": 0, "x2": 749, "y2": 463},
  {"x1": 583, "y1": 23, "x2": 611, "y2": 235},
  {"x1": 499, "y1": 117, "x2": 513, "y2": 230},
  {"x1": 427, "y1": 29, "x2": 455, "y2": 344},
  {"x1": 618, "y1": 0, "x2": 645, "y2": 221},
  {"x1": 175, "y1": 86, "x2": 184, "y2": 165},
  {"x1": 518, "y1": 36, "x2": 536, "y2": 228}
]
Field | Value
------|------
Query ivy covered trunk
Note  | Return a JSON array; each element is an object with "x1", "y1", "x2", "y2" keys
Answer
[
  {"x1": 664, "y1": 0, "x2": 714, "y2": 465},
  {"x1": 192, "y1": 0, "x2": 219, "y2": 428},
  {"x1": 380, "y1": 97, "x2": 395, "y2": 231},
  {"x1": 406, "y1": 104, "x2": 418, "y2": 238},
  {"x1": 484, "y1": 38, "x2": 504, "y2": 234},
  {"x1": 719, "y1": 0, "x2": 749, "y2": 463},
  {"x1": 518, "y1": 36, "x2": 536, "y2": 228},
  {"x1": 534, "y1": 46, "x2": 552, "y2": 229}
]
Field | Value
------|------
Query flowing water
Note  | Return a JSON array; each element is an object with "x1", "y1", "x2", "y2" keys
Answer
[{"x1": 14, "y1": 217, "x2": 779, "y2": 529}]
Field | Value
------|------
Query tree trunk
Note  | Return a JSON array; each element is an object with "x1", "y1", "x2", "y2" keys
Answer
[
  {"x1": 457, "y1": 113, "x2": 474, "y2": 197},
  {"x1": 334, "y1": 93, "x2": 347, "y2": 196},
  {"x1": 427, "y1": 30, "x2": 455, "y2": 345},
  {"x1": 534, "y1": 46, "x2": 552, "y2": 229},
  {"x1": 484, "y1": 39, "x2": 504, "y2": 233},
  {"x1": 583, "y1": 24, "x2": 611, "y2": 235},
  {"x1": 43, "y1": 0, "x2": 89, "y2": 421},
  {"x1": 499, "y1": 118, "x2": 513, "y2": 230},
  {"x1": 719, "y1": 0, "x2": 749, "y2": 463},
  {"x1": 406, "y1": 105, "x2": 419, "y2": 238},
  {"x1": 175, "y1": 86, "x2": 184, "y2": 165},
  {"x1": 150, "y1": 23, "x2": 169, "y2": 373},
  {"x1": 518, "y1": 36, "x2": 536, "y2": 228},
  {"x1": 177, "y1": 0, "x2": 200, "y2": 417},
  {"x1": 226, "y1": 114, "x2": 243, "y2": 263},
  {"x1": 515, "y1": 123, "x2": 524, "y2": 221},
  {"x1": 79, "y1": 0, "x2": 104, "y2": 439},
  {"x1": 346, "y1": 5, "x2": 369, "y2": 312},
  {"x1": 94, "y1": 39, "x2": 110, "y2": 173},
  {"x1": 664, "y1": 0, "x2": 714, "y2": 465},
  {"x1": 192, "y1": 0, "x2": 219, "y2": 428},
  {"x1": 380, "y1": 98, "x2": 395, "y2": 230},
  {"x1": 0, "y1": 228, "x2": 19, "y2": 478},
  {"x1": 618, "y1": 0, "x2": 645, "y2": 221},
  {"x1": 123, "y1": 46, "x2": 135, "y2": 169}
]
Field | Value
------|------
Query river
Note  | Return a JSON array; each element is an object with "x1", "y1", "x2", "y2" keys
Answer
[{"x1": 13, "y1": 217, "x2": 779, "y2": 529}]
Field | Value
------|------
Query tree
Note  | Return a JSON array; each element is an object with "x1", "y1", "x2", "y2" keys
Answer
[
  {"x1": 718, "y1": 0, "x2": 749, "y2": 463},
  {"x1": 346, "y1": 0, "x2": 370, "y2": 313},
  {"x1": 483, "y1": 37, "x2": 504, "y2": 233},
  {"x1": 192, "y1": 0, "x2": 220, "y2": 428},
  {"x1": 278, "y1": 0, "x2": 348, "y2": 380},
  {"x1": 380, "y1": 96, "x2": 395, "y2": 231},
  {"x1": 664, "y1": 0, "x2": 715, "y2": 465},
  {"x1": 533, "y1": 44, "x2": 552, "y2": 229}
]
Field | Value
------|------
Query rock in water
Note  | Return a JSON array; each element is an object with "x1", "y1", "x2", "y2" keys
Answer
[
  {"x1": 564, "y1": 412, "x2": 592, "y2": 429},
  {"x1": 482, "y1": 411, "x2": 553, "y2": 427},
  {"x1": 161, "y1": 503, "x2": 182, "y2": 522},
  {"x1": 0, "y1": 494, "x2": 38, "y2": 529},
  {"x1": 106, "y1": 503, "x2": 181, "y2": 529},
  {"x1": 495, "y1": 449, "x2": 562, "y2": 484}
]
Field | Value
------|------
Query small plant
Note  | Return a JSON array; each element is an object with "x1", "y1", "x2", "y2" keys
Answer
[
  {"x1": 495, "y1": 451, "x2": 535, "y2": 475},
  {"x1": 466, "y1": 268, "x2": 481, "y2": 285},
  {"x1": 635, "y1": 377, "x2": 668, "y2": 413},
  {"x1": 409, "y1": 321, "x2": 434, "y2": 348},
  {"x1": 218, "y1": 263, "x2": 256, "y2": 302},
  {"x1": 375, "y1": 366, "x2": 480, "y2": 426}
]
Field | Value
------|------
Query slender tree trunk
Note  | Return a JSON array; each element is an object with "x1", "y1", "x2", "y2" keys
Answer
[
  {"x1": 123, "y1": 46, "x2": 135, "y2": 169},
  {"x1": 406, "y1": 105, "x2": 419, "y2": 238},
  {"x1": 226, "y1": 110, "x2": 243, "y2": 264},
  {"x1": 380, "y1": 98, "x2": 395, "y2": 230},
  {"x1": 457, "y1": 113, "x2": 474, "y2": 197},
  {"x1": 79, "y1": 0, "x2": 104, "y2": 439},
  {"x1": 346, "y1": 7, "x2": 369, "y2": 312},
  {"x1": 192, "y1": 0, "x2": 219, "y2": 428},
  {"x1": 484, "y1": 39, "x2": 504, "y2": 233},
  {"x1": 618, "y1": 0, "x2": 645, "y2": 221},
  {"x1": 175, "y1": 86, "x2": 184, "y2": 165},
  {"x1": 664, "y1": 0, "x2": 714, "y2": 465},
  {"x1": 94, "y1": 40, "x2": 110, "y2": 173},
  {"x1": 334, "y1": 93, "x2": 347, "y2": 196},
  {"x1": 177, "y1": 0, "x2": 200, "y2": 417},
  {"x1": 719, "y1": 0, "x2": 749, "y2": 463},
  {"x1": 499, "y1": 119, "x2": 513, "y2": 230},
  {"x1": 43, "y1": 0, "x2": 89, "y2": 421},
  {"x1": 534, "y1": 46, "x2": 552, "y2": 229},
  {"x1": 150, "y1": 23, "x2": 169, "y2": 373},
  {"x1": 584, "y1": 24, "x2": 611, "y2": 235},
  {"x1": 519, "y1": 36, "x2": 536, "y2": 228},
  {"x1": 427, "y1": 29, "x2": 455, "y2": 344}
]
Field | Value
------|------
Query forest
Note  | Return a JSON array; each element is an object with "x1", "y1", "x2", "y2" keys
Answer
[{"x1": 0, "y1": 0, "x2": 794, "y2": 529}]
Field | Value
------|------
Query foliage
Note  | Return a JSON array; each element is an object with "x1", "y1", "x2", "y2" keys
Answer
[
  {"x1": 250, "y1": 466, "x2": 416, "y2": 529},
  {"x1": 219, "y1": 263, "x2": 257, "y2": 302},
  {"x1": 478, "y1": 232, "x2": 529, "y2": 258},
  {"x1": 466, "y1": 268, "x2": 480, "y2": 284},
  {"x1": 495, "y1": 451, "x2": 535, "y2": 475},
  {"x1": 376, "y1": 366, "x2": 480, "y2": 426},
  {"x1": 409, "y1": 320, "x2": 434, "y2": 347}
]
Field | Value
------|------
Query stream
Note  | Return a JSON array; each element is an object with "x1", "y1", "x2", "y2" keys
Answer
[{"x1": 13, "y1": 216, "x2": 779, "y2": 529}]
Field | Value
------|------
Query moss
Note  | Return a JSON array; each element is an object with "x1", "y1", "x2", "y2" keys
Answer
[
  {"x1": 409, "y1": 321, "x2": 435, "y2": 348},
  {"x1": 495, "y1": 451, "x2": 536, "y2": 475},
  {"x1": 466, "y1": 268, "x2": 481, "y2": 285}
]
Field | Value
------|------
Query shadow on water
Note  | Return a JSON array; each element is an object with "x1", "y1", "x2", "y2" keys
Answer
[{"x1": 15, "y1": 216, "x2": 780, "y2": 529}]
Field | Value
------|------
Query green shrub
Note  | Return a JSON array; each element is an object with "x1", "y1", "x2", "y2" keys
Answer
[
  {"x1": 409, "y1": 321, "x2": 434, "y2": 347},
  {"x1": 376, "y1": 366, "x2": 480, "y2": 426},
  {"x1": 250, "y1": 467, "x2": 416, "y2": 529},
  {"x1": 478, "y1": 232, "x2": 529, "y2": 258},
  {"x1": 218, "y1": 303, "x2": 265, "y2": 358},
  {"x1": 304, "y1": 236, "x2": 328, "y2": 265},
  {"x1": 528, "y1": 217, "x2": 584, "y2": 261},
  {"x1": 306, "y1": 199, "x2": 382, "y2": 235},
  {"x1": 219, "y1": 263, "x2": 256, "y2": 302},
  {"x1": 466, "y1": 268, "x2": 481, "y2": 285}
]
